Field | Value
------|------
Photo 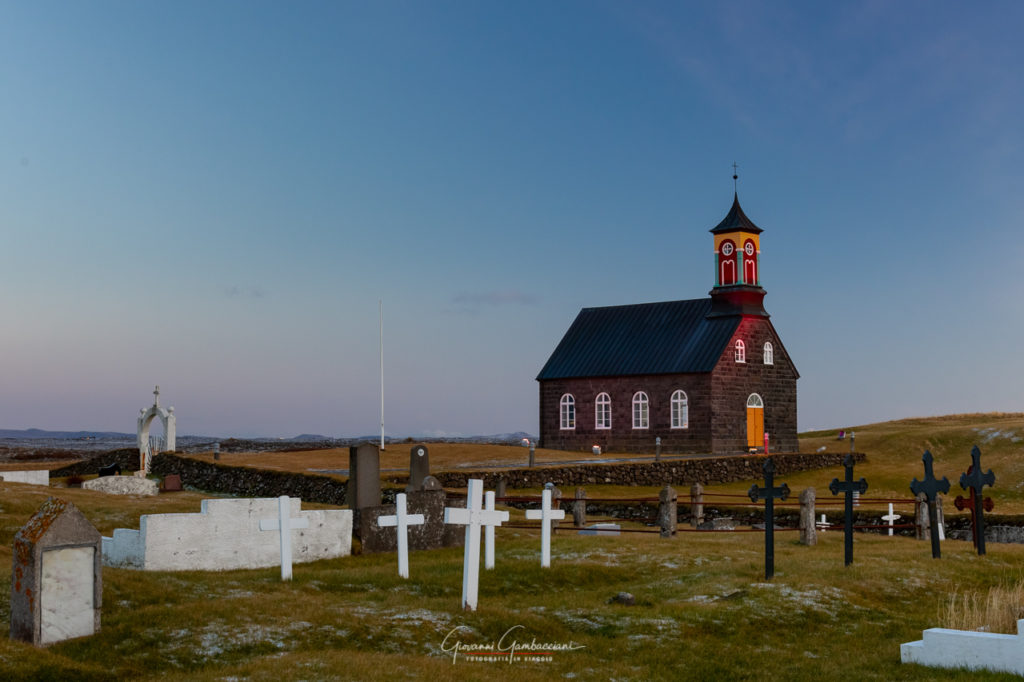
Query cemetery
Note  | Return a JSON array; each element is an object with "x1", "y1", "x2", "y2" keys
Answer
[{"x1": 2, "y1": 414, "x2": 1024, "y2": 679}]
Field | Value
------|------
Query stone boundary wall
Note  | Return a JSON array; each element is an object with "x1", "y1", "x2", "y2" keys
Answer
[
  {"x1": 386, "y1": 452, "x2": 865, "y2": 490},
  {"x1": 150, "y1": 454, "x2": 349, "y2": 504},
  {"x1": 51, "y1": 449, "x2": 140, "y2": 477}
]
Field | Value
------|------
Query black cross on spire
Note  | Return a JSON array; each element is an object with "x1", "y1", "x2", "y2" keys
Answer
[
  {"x1": 958, "y1": 445, "x2": 995, "y2": 556},
  {"x1": 829, "y1": 454, "x2": 868, "y2": 566},
  {"x1": 732, "y1": 162, "x2": 739, "y2": 192},
  {"x1": 910, "y1": 450, "x2": 950, "y2": 559},
  {"x1": 748, "y1": 457, "x2": 790, "y2": 580}
]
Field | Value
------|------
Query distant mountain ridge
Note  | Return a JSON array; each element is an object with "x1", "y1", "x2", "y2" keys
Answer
[{"x1": 0, "y1": 428, "x2": 537, "y2": 443}]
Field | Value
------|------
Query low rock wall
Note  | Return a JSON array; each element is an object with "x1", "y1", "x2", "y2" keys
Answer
[
  {"x1": 387, "y1": 452, "x2": 865, "y2": 490},
  {"x1": 151, "y1": 453, "x2": 349, "y2": 504}
]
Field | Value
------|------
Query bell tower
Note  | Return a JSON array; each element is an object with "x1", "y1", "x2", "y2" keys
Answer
[{"x1": 707, "y1": 192, "x2": 768, "y2": 317}]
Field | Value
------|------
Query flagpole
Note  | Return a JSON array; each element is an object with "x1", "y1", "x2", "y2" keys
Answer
[{"x1": 379, "y1": 299, "x2": 385, "y2": 450}]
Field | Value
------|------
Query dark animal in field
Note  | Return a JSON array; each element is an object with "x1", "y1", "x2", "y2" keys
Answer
[{"x1": 98, "y1": 462, "x2": 122, "y2": 477}]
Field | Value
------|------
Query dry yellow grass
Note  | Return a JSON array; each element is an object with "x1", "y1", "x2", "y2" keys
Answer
[{"x1": 941, "y1": 579, "x2": 1024, "y2": 633}]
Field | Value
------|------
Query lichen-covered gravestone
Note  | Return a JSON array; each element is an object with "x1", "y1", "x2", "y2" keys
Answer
[{"x1": 11, "y1": 497, "x2": 102, "y2": 645}]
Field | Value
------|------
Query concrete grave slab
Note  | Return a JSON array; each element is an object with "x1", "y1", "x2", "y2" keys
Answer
[
  {"x1": 0, "y1": 470, "x2": 49, "y2": 486},
  {"x1": 902, "y1": 619, "x2": 1024, "y2": 675},
  {"x1": 102, "y1": 497, "x2": 352, "y2": 571},
  {"x1": 83, "y1": 475, "x2": 158, "y2": 497},
  {"x1": 11, "y1": 497, "x2": 102, "y2": 646}
]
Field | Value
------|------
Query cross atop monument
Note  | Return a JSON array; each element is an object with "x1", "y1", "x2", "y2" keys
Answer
[
  {"x1": 829, "y1": 454, "x2": 869, "y2": 566},
  {"x1": 958, "y1": 445, "x2": 995, "y2": 555},
  {"x1": 910, "y1": 450, "x2": 950, "y2": 559},
  {"x1": 153, "y1": 385, "x2": 160, "y2": 407},
  {"x1": 748, "y1": 457, "x2": 789, "y2": 580}
]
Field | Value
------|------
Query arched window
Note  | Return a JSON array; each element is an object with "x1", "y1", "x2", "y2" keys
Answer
[
  {"x1": 718, "y1": 240, "x2": 737, "y2": 286},
  {"x1": 763, "y1": 341, "x2": 774, "y2": 365},
  {"x1": 743, "y1": 239, "x2": 757, "y2": 284},
  {"x1": 671, "y1": 390, "x2": 688, "y2": 429},
  {"x1": 559, "y1": 394, "x2": 575, "y2": 430},
  {"x1": 595, "y1": 393, "x2": 611, "y2": 430},
  {"x1": 747, "y1": 393, "x2": 764, "y2": 408},
  {"x1": 632, "y1": 392, "x2": 649, "y2": 429},
  {"x1": 735, "y1": 339, "x2": 746, "y2": 363}
]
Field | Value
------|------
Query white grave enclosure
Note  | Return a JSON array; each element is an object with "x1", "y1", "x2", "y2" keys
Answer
[
  {"x1": 0, "y1": 470, "x2": 50, "y2": 486},
  {"x1": 902, "y1": 619, "x2": 1024, "y2": 675},
  {"x1": 41, "y1": 547, "x2": 96, "y2": 645},
  {"x1": 103, "y1": 497, "x2": 352, "y2": 571}
]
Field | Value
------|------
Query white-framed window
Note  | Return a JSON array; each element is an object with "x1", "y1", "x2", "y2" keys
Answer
[
  {"x1": 763, "y1": 341, "x2": 774, "y2": 365},
  {"x1": 595, "y1": 392, "x2": 611, "y2": 430},
  {"x1": 747, "y1": 393, "x2": 764, "y2": 409},
  {"x1": 632, "y1": 391, "x2": 649, "y2": 429},
  {"x1": 559, "y1": 394, "x2": 575, "y2": 430},
  {"x1": 735, "y1": 339, "x2": 746, "y2": 363},
  {"x1": 671, "y1": 390, "x2": 689, "y2": 429}
]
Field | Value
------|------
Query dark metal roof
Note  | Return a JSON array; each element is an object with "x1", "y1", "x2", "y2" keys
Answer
[
  {"x1": 710, "y1": 193, "x2": 763, "y2": 234},
  {"x1": 536, "y1": 298, "x2": 741, "y2": 380}
]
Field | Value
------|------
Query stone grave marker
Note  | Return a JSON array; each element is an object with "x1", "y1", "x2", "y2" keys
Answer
[
  {"x1": 444, "y1": 479, "x2": 509, "y2": 611},
  {"x1": 259, "y1": 495, "x2": 310, "y2": 581},
  {"x1": 83, "y1": 475, "x2": 158, "y2": 496},
  {"x1": 525, "y1": 488, "x2": 566, "y2": 567},
  {"x1": 359, "y1": 476, "x2": 462, "y2": 553},
  {"x1": 407, "y1": 444, "x2": 430, "y2": 492},
  {"x1": 161, "y1": 474, "x2": 182, "y2": 492},
  {"x1": 377, "y1": 493, "x2": 425, "y2": 579},
  {"x1": 11, "y1": 497, "x2": 102, "y2": 646},
  {"x1": 347, "y1": 442, "x2": 381, "y2": 536}
]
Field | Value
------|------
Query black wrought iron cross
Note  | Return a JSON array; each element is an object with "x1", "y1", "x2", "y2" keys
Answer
[
  {"x1": 829, "y1": 454, "x2": 868, "y2": 566},
  {"x1": 958, "y1": 446, "x2": 995, "y2": 556},
  {"x1": 748, "y1": 457, "x2": 790, "y2": 580},
  {"x1": 910, "y1": 450, "x2": 950, "y2": 559}
]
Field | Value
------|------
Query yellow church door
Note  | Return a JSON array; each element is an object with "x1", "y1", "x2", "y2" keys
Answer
[{"x1": 746, "y1": 394, "x2": 764, "y2": 450}]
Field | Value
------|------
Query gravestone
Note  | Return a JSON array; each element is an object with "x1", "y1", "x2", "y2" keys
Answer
[
  {"x1": 578, "y1": 523, "x2": 621, "y2": 536},
  {"x1": 882, "y1": 504, "x2": 901, "y2": 536},
  {"x1": 359, "y1": 477, "x2": 462, "y2": 553},
  {"x1": 799, "y1": 488, "x2": 817, "y2": 546},
  {"x1": 958, "y1": 446, "x2": 995, "y2": 555},
  {"x1": 406, "y1": 444, "x2": 430, "y2": 492},
  {"x1": 0, "y1": 470, "x2": 49, "y2": 486},
  {"x1": 829, "y1": 454, "x2": 868, "y2": 566},
  {"x1": 347, "y1": 443, "x2": 381, "y2": 536},
  {"x1": 11, "y1": 498, "x2": 102, "y2": 646},
  {"x1": 161, "y1": 474, "x2": 182, "y2": 492},
  {"x1": 748, "y1": 457, "x2": 789, "y2": 580},
  {"x1": 657, "y1": 485, "x2": 677, "y2": 537}
]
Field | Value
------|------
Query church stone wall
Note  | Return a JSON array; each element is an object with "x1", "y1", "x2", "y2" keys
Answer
[
  {"x1": 539, "y1": 374, "x2": 713, "y2": 454},
  {"x1": 710, "y1": 317, "x2": 798, "y2": 454}
]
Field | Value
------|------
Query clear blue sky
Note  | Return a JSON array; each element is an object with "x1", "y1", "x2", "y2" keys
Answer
[{"x1": 2, "y1": 2, "x2": 1022, "y2": 438}]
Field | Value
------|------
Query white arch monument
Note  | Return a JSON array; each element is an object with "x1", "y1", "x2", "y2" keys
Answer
[{"x1": 137, "y1": 385, "x2": 176, "y2": 474}]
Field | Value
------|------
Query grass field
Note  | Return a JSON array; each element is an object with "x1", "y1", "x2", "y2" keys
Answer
[{"x1": 1, "y1": 413, "x2": 1023, "y2": 680}]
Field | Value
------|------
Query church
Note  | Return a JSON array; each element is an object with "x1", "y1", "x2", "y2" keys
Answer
[{"x1": 536, "y1": 193, "x2": 798, "y2": 455}]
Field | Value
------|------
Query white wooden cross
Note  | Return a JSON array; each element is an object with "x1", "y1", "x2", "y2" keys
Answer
[
  {"x1": 378, "y1": 493, "x2": 425, "y2": 579},
  {"x1": 258, "y1": 495, "x2": 310, "y2": 581},
  {"x1": 444, "y1": 479, "x2": 509, "y2": 611},
  {"x1": 484, "y1": 490, "x2": 497, "y2": 570},
  {"x1": 817, "y1": 513, "x2": 828, "y2": 531},
  {"x1": 525, "y1": 488, "x2": 566, "y2": 567},
  {"x1": 882, "y1": 503, "x2": 901, "y2": 537}
]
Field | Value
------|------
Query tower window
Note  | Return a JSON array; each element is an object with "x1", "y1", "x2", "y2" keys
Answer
[
  {"x1": 743, "y1": 239, "x2": 758, "y2": 285},
  {"x1": 559, "y1": 394, "x2": 575, "y2": 430},
  {"x1": 735, "y1": 340, "x2": 746, "y2": 363},
  {"x1": 595, "y1": 393, "x2": 611, "y2": 430},
  {"x1": 764, "y1": 341, "x2": 774, "y2": 365},
  {"x1": 671, "y1": 390, "x2": 688, "y2": 429},
  {"x1": 632, "y1": 392, "x2": 649, "y2": 429},
  {"x1": 718, "y1": 240, "x2": 737, "y2": 286}
]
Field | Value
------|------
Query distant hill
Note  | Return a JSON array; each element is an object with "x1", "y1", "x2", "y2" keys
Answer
[{"x1": 0, "y1": 428, "x2": 135, "y2": 440}]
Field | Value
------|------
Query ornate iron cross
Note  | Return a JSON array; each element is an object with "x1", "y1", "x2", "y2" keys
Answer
[
  {"x1": 748, "y1": 457, "x2": 790, "y2": 580},
  {"x1": 829, "y1": 454, "x2": 868, "y2": 566},
  {"x1": 958, "y1": 446, "x2": 995, "y2": 556},
  {"x1": 910, "y1": 450, "x2": 950, "y2": 559}
]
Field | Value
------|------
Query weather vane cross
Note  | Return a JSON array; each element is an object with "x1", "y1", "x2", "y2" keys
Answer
[{"x1": 732, "y1": 162, "x2": 739, "y2": 191}]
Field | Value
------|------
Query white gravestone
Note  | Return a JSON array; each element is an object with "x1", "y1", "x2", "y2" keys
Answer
[
  {"x1": 0, "y1": 470, "x2": 49, "y2": 486},
  {"x1": 444, "y1": 479, "x2": 509, "y2": 611},
  {"x1": 378, "y1": 493, "x2": 425, "y2": 579},
  {"x1": 259, "y1": 495, "x2": 311, "y2": 581},
  {"x1": 41, "y1": 547, "x2": 95, "y2": 644},
  {"x1": 525, "y1": 488, "x2": 566, "y2": 568},
  {"x1": 882, "y1": 503, "x2": 901, "y2": 537}
]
